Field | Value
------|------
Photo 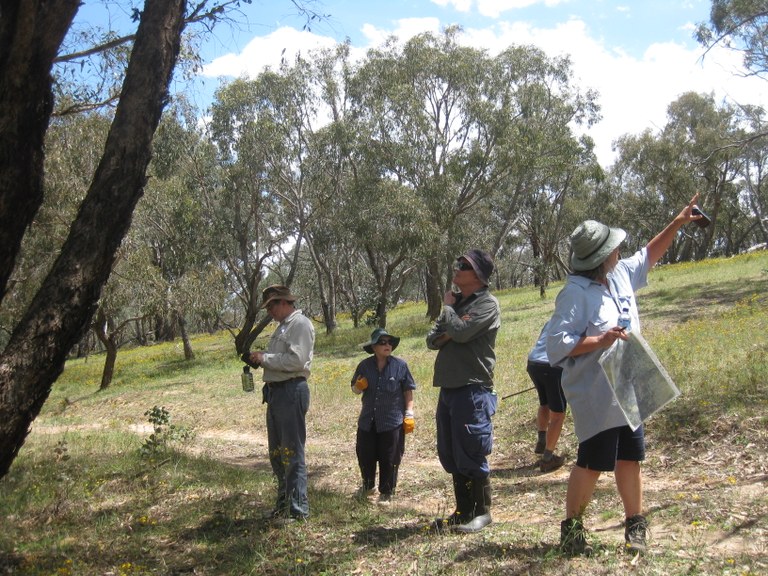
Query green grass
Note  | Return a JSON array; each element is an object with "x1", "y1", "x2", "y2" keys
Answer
[{"x1": 1, "y1": 252, "x2": 767, "y2": 575}]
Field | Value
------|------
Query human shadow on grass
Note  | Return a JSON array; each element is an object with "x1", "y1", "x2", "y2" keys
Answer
[{"x1": 451, "y1": 539, "x2": 559, "y2": 573}]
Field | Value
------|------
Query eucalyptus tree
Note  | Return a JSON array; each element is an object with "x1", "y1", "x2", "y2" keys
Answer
[
  {"x1": 0, "y1": 0, "x2": 188, "y2": 477},
  {"x1": 482, "y1": 46, "x2": 602, "y2": 295},
  {"x1": 351, "y1": 28, "x2": 599, "y2": 317},
  {"x1": 133, "y1": 102, "x2": 232, "y2": 358},
  {"x1": 612, "y1": 92, "x2": 744, "y2": 259},
  {"x1": 209, "y1": 78, "x2": 291, "y2": 352},
  {"x1": 0, "y1": 0, "x2": 321, "y2": 478},
  {"x1": 737, "y1": 104, "x2": 768, "y2": 245},
  {"x1": 697, "y1": 0, "x2": 768, "y2": 77}
]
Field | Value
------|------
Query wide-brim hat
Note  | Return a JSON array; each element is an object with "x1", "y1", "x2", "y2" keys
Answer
[
  {"x1": 462, "y1": 249, "x2": 494, "y2": 285},
  {"x1": 570, "y1": 220, "x2": 627, "y2": 271},
  {"x1": 362, "y1": 328, "x2": 400, "y2": 354},
  {"x1": 260, "y1": 284, "x2": 298, "y2": 309}
]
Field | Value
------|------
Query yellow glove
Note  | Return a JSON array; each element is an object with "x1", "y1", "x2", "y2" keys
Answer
[
  {"x1": 353, "y1": 375, "x2": 368, "y2": 393},
  {"x1": 403, "y1": 411, "x2": 415, "y2": 434}
]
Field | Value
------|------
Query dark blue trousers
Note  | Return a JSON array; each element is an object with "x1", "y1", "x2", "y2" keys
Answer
[{"x1": 436, "y1": 385, "x2": 497, "y2": 478}]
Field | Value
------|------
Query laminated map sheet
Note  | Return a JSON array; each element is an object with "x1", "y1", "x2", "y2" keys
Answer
[{"x1": 598, "y1": 331, "x2": 681, "y2": 430}]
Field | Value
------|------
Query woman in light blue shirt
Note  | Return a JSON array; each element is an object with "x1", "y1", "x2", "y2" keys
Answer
[{"x1": 547, "y1": 195, "x2": 703, "y2": 556}]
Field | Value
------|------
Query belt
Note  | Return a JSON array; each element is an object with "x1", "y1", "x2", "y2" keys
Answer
[{"x1": 266, "y1": 376, "x2": 306, "y2": 387}]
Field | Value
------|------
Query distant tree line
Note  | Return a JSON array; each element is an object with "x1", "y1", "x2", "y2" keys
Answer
[{"x1": 0, "y1": 0, "x2": 765, "y2": 477}]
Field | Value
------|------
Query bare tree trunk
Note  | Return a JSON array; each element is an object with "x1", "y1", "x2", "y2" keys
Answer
[
  {"x1": 0, "y1": 0, "x2": 81, "y2": 299},
  {"x1": 425, "y1": 257, "x2": 443, "y2": 321},
  {"x1": 178, "y1": 314, "x2": 195, "y2": 360},
  {"x1": 0, "y1": 0, "x2": 186, "y2": 478},
  {"x1": 99, "y1": 341, "x2": 118, "y2": 391}
]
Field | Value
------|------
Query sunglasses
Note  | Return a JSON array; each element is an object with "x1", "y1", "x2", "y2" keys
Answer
[
  {"x1": 376, "y1": 339, "x2": 394, "y2": 346},
  {"x1": 453, "y1": 261, "x2": 473, "y2": 271}
]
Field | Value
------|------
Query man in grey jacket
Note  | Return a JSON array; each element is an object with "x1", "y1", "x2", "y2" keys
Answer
[{"x1": 427, "y1": 249, "x2": 500, "y2": 533}]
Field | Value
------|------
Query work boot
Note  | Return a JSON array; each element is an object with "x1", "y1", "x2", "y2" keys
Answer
[
  {"x1": 624, "y1": 514, "x2": 648, "y2": 554},
  {"x1": 433, "y1": 474, "x2": 473, "y2": 530},
  {"x1": 560, "y1": 517, "x2": 593, "y2": 556},
  {"x1": 539, "y1": 453, "x2": 566, "y2": 473},
  {"x1": 453, "y1": 476, "x2": 492, "y2": 533}
]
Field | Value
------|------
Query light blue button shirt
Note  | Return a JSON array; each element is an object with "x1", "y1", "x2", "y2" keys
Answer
[{"x1": 546, "y1": 248, "x2": 649, "y2": 441}]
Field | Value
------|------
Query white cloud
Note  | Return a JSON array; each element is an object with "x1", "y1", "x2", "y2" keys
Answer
[
  {"x1": 460, "y1": 18, "x2": 768, "y2": 165},
  {"x1": 361, "y1": 17, "x2": 443, "y2": 46},
  {"x1": 432, "y1": 0, "x2": 569, "y2": 18},
  {"x1": 430, "y1": 0, "x2": 473, "y2": 12},
  {"x1": 201, "y1": 13, "x2": 768, "y2": 167},
  {"x1": 476, "y1": 0, "x2": 570, "y2": 18},
  {"x1": 202, "y1": 27, "x2": 337, "y2": 78}
]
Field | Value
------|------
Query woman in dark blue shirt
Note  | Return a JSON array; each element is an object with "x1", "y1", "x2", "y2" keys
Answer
[{"x1": 351, "y1": 328, "x2": 416, "y2": 505}]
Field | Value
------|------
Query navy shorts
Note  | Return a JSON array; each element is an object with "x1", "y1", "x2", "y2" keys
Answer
[
  {"x1": 526, "y1": 360, "x2": 567, "y2": 413},
  {"x1": 576, "y1": 425, "x2": 645, "y2": 472}
]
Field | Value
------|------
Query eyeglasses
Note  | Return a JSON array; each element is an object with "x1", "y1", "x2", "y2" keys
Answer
[
  {"x1": 453, "y1": 261, "x2": 473, "y2": 271},
  {"x1": 376, "y1": 339, "x2": 394, "y2": 346}
]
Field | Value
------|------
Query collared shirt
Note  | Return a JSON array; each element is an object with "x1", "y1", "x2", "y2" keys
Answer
[
  {"x1": 546, "y1": 248, "x2": 649, "y2": 441},
  {"x1": 426, "y1": 287, "x2": 501, "y2": 389},
  {"x1": 528, "y1": 320, "x2": 551, "y2": 364},
  {"x1": 261, "y1": 309, "x2": 315, "y2": 383},
  {"x1": 352, "y1": 355, "x2": 416, "y2": 433}
]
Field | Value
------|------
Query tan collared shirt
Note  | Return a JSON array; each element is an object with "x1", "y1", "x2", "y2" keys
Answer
[{"x1": 260, "y1": 309, "x2": 315, "y2": 383}]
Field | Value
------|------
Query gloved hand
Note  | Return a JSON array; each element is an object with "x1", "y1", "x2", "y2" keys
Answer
[
  {"x1": 403, "y1": 410, "x2": 415, "y2": 434},
  {"x1": 353, "y1": 375, "x2": 368, "y2": 394}
]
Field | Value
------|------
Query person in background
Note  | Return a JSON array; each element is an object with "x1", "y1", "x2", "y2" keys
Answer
[
  {"x1": 527, "y1": 320, "x2": 567, "y2": 473},
  {"x1": 427, "y1": 249, "x2": 500, "y2": 533},
  {"x1": 547, "y1": 195, "x2": 702, "y2": 555},
  {"x1": 350, "y1": 328, "x2": 416, "y2": 505},
  {"x1": 247, "y1": 285, "x2": 315, "y2": 523}
]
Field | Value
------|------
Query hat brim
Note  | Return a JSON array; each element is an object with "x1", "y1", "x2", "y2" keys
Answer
[
  {"x1": 571, "y1": 227, "x2": 627, "y2": 271},
  {"x1": 363, "y1": 336, "x2": 400, "y2": 354},
  {"x1": 260, "y1": 293, "x2": 298, "y2": 309}
]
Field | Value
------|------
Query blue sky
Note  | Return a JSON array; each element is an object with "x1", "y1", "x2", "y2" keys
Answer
[
  {"x1": 196, "y1": 0, "x2": 767, "y2": 166},
  {"x1": 74, "y1": 0, "x2": 768, "y2": 166}
]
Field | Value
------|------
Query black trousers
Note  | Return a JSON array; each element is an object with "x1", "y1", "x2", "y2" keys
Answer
[{"x1": 356, "y1": 423, "x2": 405, "y2": 495}]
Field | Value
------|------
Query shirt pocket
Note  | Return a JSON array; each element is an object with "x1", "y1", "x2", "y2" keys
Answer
[{"x1": 588, "y1": 307, "x2": 612, "y2": 336}]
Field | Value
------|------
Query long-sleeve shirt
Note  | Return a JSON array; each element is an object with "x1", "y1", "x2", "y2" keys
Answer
[
  {"x1": 546, "y1": 248, "x2": 649, "y2": 441},
  {"x1": 528, "y1": 320, "x2": 552, "y2": 364},
  {"x1": 260, "y1": 309, "x2": 315, "y2": 383},
  {"x1": 352, "y1": 355, "x2": 416, "y2": 433},
  {"x1": 426, "y1": 287, "x2": 500, "y2": 389}
]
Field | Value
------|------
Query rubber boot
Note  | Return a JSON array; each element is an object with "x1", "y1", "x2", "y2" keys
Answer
[
  {"x1": 454, "y1": 476, "x2": 492, "y2": 533},
  {"x1": 434, "y1": 473, "x2": 472, "y2": 529}
]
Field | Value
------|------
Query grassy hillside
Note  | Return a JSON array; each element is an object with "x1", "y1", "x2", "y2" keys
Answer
[{"x1": 1, "y1": 252, "x2": 767, "y2": 575}]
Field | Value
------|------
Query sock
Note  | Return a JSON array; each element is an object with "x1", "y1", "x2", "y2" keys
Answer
[
  {"x1": 542, "y1": 449, "x2": 554, "y2": 461},
  {"x1": 538, "y1": 431, "x2": 546, "y2": 443}
]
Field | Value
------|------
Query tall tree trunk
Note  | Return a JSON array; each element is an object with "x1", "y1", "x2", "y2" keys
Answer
[
  {"x1": 425, "y1": 257, "x2": 442, "y2": 321},
  {"x1": 99, "y1": 340, "x2": 118, "y2": 391},
  {"x1": 0, "y1": 0, "x2": 187, "y2": 478},
  {"x1": 178, "y1": 314, "x2": 195, "y2": 360},
  {"x1": 0, "y1": 0, "x2": 80, "y2": 299}
]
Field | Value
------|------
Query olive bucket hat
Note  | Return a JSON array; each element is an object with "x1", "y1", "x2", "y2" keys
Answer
[
  {"x1": 570, "y1": 220, "x2": 627, "y2": 272},
  {"x1": 362, "y1": 328, "x2": 401, "y2": 354}
]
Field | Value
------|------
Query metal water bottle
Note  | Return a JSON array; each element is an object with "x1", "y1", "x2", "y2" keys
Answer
[
  {"x1": 618, "y1": 307, "x2": 631, "y2": 332},
  {"x1": 241, "y1": 365, "x2": 255, "y2": 392}
]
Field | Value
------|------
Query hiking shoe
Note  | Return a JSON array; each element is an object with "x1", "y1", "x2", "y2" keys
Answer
[
  {"x1": 534, "y1": 438, "x2": 546, "y2": 454},
  {"x1": 539, "y1": 453, "x2": 566, "y2": 473},
  {"x1": 624, "y1": 514, "x2": 648, "y2": 554},
  {"x1": 355, "y1": 486, "x2": 376, "y2": 499},
  {"x1": 377, "y1": 493, "x2": 392, "y2": 505},
  {"x1": 560, "y1": 517, "x2": 593, "y2": 556},
  {"x1": 263, "y1": 507, "x2": 287, "y2": 520}
]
